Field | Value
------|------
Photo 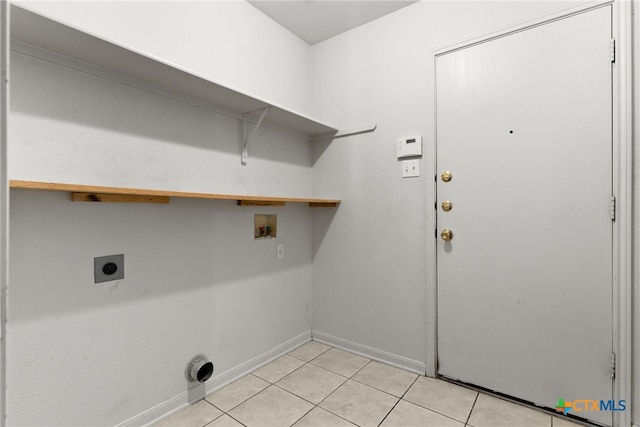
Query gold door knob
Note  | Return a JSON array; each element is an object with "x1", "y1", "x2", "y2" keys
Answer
[
  {"x1": 441, "y1": 200, "x2": 453, "y2": 212},
  {"x1": 441, "y1": 171, "x2": 452, "y2": 182},
  {"x1": 441, "y1": 229, "x2": 453, "y2": 241}
]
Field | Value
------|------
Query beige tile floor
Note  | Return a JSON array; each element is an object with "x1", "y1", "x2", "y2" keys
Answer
[{"x1": 154, "y1": 341, "x2": 585, "y2": 427}]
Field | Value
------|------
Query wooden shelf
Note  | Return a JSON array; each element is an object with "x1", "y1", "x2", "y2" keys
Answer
[
  {"x1": 10, "y1": 181, "x2": 341, "y2": 207},
  {"x1": 10, "y1": 5, "x2": 338, "y2": 138},
  {"x1": 9, "y1": 7, "x2": 342, "y2": 209}
]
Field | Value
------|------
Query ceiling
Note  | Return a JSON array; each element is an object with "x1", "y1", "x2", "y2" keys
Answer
[{"x1": 247, "y1": 1, "x2": 419, "y2": 45}]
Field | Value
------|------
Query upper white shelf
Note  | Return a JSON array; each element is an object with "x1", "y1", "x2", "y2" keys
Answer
[{"x1": 10, "y1": 4, "x2": 339, "y2": 138}]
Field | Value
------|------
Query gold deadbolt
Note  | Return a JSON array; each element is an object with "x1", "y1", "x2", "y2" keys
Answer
[
  {"x1": 441, "y1": 171, "x2": 452, "y2": 182},
  {"x1": 441, "y1": 200, "x2": 453, "y2": 212},
  {"x1": 440, "y1": 229, "x2": 453, "y2": 241}
]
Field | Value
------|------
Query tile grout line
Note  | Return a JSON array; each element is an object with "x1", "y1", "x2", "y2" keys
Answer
[
  {"x1": 464, "y1": 392, "x2": 480, "y2": 426},
  {"x1": 287, "y1": 341, "x2": 333, "y2": 363},
  {"x1": 351, "y1": 359, "x2": 373, "y2": 378},
  {"x1": 399, "y1": 378, "x2": 476, "y2": 426},
  {"x1": 287, "y1": 402, "x2": 315, "y2": 427},
  {"x1": 164, "y1": 341, "x2": 567, "y2": 427},
  {"x1": 255, "y1": 358, "x2": 316, "y2": 427},
  {"x1": 224, "y1": 411, "x2": 248, "y2": 427},
  {"x1": 229, "y1": 344, "x2": 341, "y2": 427},
  {"x1": 345, "y1": 370, "x2": 469, "y2": 426},
  {"x1": 199, "y1": 399, "x2": 227, "y2": 427},
  {"x1": 348, "y1": 375, "x2": 415, "y2": 400},
  {"x1": 375, "y1": 375, "x2": 420, "y2": 426},
  {"x1": 184, "y1": 343, "x2": 473, "y2": 427},
  {"x1": 206, "y1": 373, "x2": 270, "y2": 414},
  {"x1": 286, "y1": 347, "x2": 444, "y2": 427},
  {"x1": 230, "y1": 351, "x2": 311, "y2": 420},
  {"x1": 299, "y1": 361, "x2": 354, "y2": 423},
  {"x1": 210, "y1": 342, "x2": 329, "y2": 415},
  {"x1": 203, "y1": 343, "x2": 435, "y2": 427},
  {"x1": 283, "y1": 344, "x2": 360, "y2": 427},
  {"x1": 301, "y1": 347, "x2": 374, "y2": 426}
]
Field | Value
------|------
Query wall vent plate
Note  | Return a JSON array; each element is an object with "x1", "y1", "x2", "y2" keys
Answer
[{"x1": 94, "y1": 254, "x2": 124, "y2": 283}]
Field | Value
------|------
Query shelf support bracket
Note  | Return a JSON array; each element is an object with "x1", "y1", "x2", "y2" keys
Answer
[{"x1": 242, "y1": 107, "x2": 270, "y2": 164}]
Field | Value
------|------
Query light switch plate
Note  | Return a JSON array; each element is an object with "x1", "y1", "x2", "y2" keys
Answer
[
  {"x1": 276, "y1": 244, "x2": 284, "y2": 260},
  {"x1": 402, "y1": 159, "x2": 420, "y2": 178}
]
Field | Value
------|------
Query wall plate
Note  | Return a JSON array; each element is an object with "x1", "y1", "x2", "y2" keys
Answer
[
  {"x1": 94, "y1": 254, "x2": 124, "y2": 283},
  {"x1": 402, "y1": 159, "x2": 420, "y2": 178}
]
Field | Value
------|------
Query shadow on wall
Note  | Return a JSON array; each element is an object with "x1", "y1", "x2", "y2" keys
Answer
[
  {"x1": 8, "y1": 190, "x2": 313, "y2": 323},
  {"x1": 11, "y1": 52, "x2": 310, "y2": 167},
  {"x1": 312, "y1": 206, "x2": 339, "y2": 261},
  {"x1": 311, "y1": 134, "x2": 333, "y2": 167}
]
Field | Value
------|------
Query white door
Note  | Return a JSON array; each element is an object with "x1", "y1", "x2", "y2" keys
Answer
[{"x1": 436, "y1": 6, "x2": 613, "y2": 426}]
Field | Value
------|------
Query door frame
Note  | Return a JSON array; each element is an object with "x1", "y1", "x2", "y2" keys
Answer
[
  {"x1": 0, "y1": 2, "x2": 8, "y2": 426},
  {"x1": 426, "y1": 2, "x2": 633, "y2": 426}
]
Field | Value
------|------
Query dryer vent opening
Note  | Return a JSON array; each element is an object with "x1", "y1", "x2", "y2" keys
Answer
[{"x1": 188, "y1": 355, "x2": 214, "y2": 382}]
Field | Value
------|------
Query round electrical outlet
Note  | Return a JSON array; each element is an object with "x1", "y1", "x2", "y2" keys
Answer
[{"x1": 102, "y1": 262, "x2": 118, "y2": 275}]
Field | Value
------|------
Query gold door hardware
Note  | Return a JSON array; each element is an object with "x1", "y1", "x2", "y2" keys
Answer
[
  {"x1": 441, "y1": 200, "x2": 453, "y2": 212},
  {"x1": 440, "y1": 229, "x2": 453, "y2": 241},
  {"x1": 441, "y1": 171, "x2": 452, "y2": 182}
]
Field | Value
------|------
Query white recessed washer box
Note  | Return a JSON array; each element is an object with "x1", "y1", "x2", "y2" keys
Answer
[{"x1": 397, "y1": 135, "x2": 422, "y2": 158}]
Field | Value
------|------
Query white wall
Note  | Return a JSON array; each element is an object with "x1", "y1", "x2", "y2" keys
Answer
[
  {"x1": 7, "y1": 1, "x2": 315, "y2": 425},
  {"x1": 9, "y1": 192, "x2": 312, "y2": 426},
  {"x1": 6, "y1": 0, "x2": 637, "y2": 425},
  {"x1": 14, "y1": 0, "x2": 312, "y2": 114},
  {"x1": 0, "y1": 2, "x2": 7, "y2": 425},
  {"x1": 310, "y1": 0, "x2": 590, "y2": 375},
  {"x1": 10, "y1": 51, "x2": 313, "y2": 197}
]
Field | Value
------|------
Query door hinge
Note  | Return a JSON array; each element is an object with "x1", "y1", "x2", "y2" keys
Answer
[
  {"x1": 610, "y1": 352, "x2": 616, "y2": 379},
  {"x1": 610, "y1": 39, "x2": 616, "y2": 63},
  {"x1": 610, "y1": 196, "x2": 616, "y2": 221}
]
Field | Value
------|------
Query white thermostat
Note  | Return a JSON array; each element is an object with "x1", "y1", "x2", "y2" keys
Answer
[{"x1": 397, "y1": 135, "x2": 422, "y2": 158}]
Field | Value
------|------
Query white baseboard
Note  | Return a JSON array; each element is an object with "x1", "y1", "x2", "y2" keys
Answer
[
  {"x1": 118, "y1": 330, "x2": 312, "y2": 427},
  {"x1": 311, "y1": 330, "x2": 426, "y2": 376},
  {"x1": 119, "y1": 330, "x2": 426, "y2": 426}
]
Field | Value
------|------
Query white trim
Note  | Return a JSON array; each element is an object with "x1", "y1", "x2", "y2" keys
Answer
[
  {"x1": 632, "y1": 0, "x2": 640, "y2": 424},
  {"x1": 311, "y1": 330, "x2": 426, "y2": 375},
  {"x1": 429, "y1": 2, "x2": 633, "y2": 426},
  {"x1": 0, "y1": 2, "x2": 8, "y2": 427},
  {"x1": 425, "y1": 54, "x2": 438, "y2": 378},
  {"x1": 431, "y1": 0, "x2": 612, "y2": 57},
  {"x1": 611, "y1": 1, "x2": 634, "y2": 426},
  {"x1": 117, "y1": 331, "x2": 311, "y2": 427}
]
